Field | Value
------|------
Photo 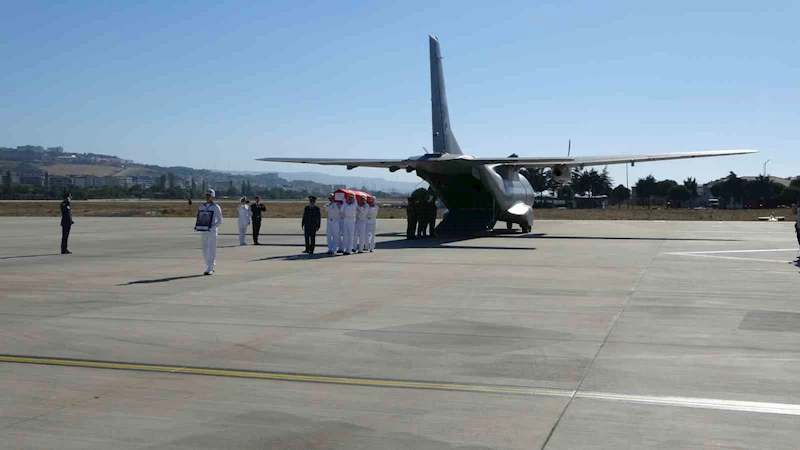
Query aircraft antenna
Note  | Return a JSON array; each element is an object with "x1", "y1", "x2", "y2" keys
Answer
[
  {"x1": 422, "y1": 146, "x2": 429, "y2": 154},
  {"x1": 567, "y1": 139, "x2": 571, "y2": 157}
]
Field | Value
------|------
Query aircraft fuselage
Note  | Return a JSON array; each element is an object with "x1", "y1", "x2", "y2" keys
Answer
[{"x1": 410, "y1": 153, "x2": 535, "y2": 234}]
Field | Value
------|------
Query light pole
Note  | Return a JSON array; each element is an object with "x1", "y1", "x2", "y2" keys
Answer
[{"x1": 763, "y1": 159, "x2": 770, "y2": 176}]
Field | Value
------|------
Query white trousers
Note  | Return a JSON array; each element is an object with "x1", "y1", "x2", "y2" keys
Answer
[
  {"x1": 201, "y1": 230, "x2": 217, "y2": 271},
  {"x1": 366, "y1": 221, "x2": 376, "y2": 251},
  {"x1": 342, "y1": 219, "x2": 356, "y2": 253},
  {"x1": 238, "y1": 225, "x2": 248, "y2": 245},
  {"x1": 327, "y1": 218, "x2": 340, "y2": 253},
  {"x1": 339, "y1": 219, "x2": 344, "y2": 251},
  {"x1": 355, "y1": 220, "x2": 366, "y2": 251}
]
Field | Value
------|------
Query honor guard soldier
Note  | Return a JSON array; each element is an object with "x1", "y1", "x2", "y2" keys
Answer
[
  {"x1": 302, "y1": 196, "x2": 322, "y2": 254},
  {"x1": 426, "y1": 196, "x2": 438, "y2": 237},
  {"x1": 406, "y1": 197, "x2": 418, "y2": 240},
  {"x1": 324, "y1": 193, "x2": 341, "y2": 255},
  {"x1": 251, "y1": 195, "x2": 266, "y2": 245},
  {"x1": 237, "y1": 197, "x2": 250, "y2": 246},
  {"x1": 195, "y1": 189, "x2": 223, "y2": 275},
  {"x1": 365, "y1": 196, "x2": 379, "y2": 252},
  {"x1": 793, "y1": 203, "x2": 800, "y2": 255},
  {"x1": 341, "y1": 193, "x2": 358, "y2": 254},
  {"x1": 355, "y1": 194, "x2": 368, "y2": 253},
  {"x1": 60, "y1": 192, "x2": 74, "y2": 254}
]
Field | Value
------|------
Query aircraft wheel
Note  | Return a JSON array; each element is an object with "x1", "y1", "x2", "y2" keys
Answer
[
  {"x1": 521, "y1": 224, "x2": 531, "y2": 234},
  {"x1": 506, "y1": 222, "x2": 513, "y2": 231}
]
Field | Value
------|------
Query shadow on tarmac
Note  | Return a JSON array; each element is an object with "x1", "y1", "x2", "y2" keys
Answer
[
  {"x1": 0, "y1": 253, "x2": 61, "y2": 260},
  {"x1": 118, "y1": 274, "x2": 206, "y2": 285}
]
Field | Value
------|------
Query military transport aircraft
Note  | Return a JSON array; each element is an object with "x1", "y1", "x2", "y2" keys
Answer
[{"x1": 259, "y1": 36, "x2": 757, "y2": 235}]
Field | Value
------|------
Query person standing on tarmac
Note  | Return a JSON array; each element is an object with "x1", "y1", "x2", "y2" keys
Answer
[
  {"x1": 302, "y1": 196, "x2": 322, "y2": 254},
  {"x1": 406, "y1": 197, "x2": 418, "y2": 240},
  {"x1": 793, "y1": 203, "x2": 800, "y2": 253},
  {"x1": 237, "y1": 197, "x2": 250, "y2": 246},
  {"x1": 251, "y1": 195, "x2": 265, "y2": 245},
  {"x1": 324, "y1": 193, "x2": 341, "y2": 255},
  {"x1": 426, "y1": 196, "x2": 438, "y2": 237},
  {"x1": 365, "y1": 196, "x2": 379, "y2": 252},
  {"x1": 196, "y1": 189, "x2": 223, "y2": 275},
  {"x1": 417, "y1": 196, "x2": 431, "y2": 238},
  {"x1": 60, "y1": 192, "x2": 74, "y2": 254},
  {"x1": 355, "y1": 194, "x2": 368, "y2": 253},
  {"x1": 341, "y1": 193, "x2": 358, "y2": 254}
]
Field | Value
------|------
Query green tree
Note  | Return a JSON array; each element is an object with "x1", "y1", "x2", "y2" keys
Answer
[
  {"x1": 610, "y1": 184, "x2": 630, "y2": 207},
  {"x1": 683, "y1": 177, "x2": 698, "y2": 207},
  {"x1": 190, "y1": 179, "x2": 197, "y2": 199},
  {"x1": 241, "y1": 180, "x2": 248, "y2": 198},
  {"x1": 556, "y1": 185, "x2": 574, "y2": 200},
  {"x1": 656, "y1": 179, "x2": 678, "y2": 198},
  {"x1": 4, "y1": 171, "x2": 11, "y2": 189},
  {"x1": 667, "y1": 185, "x2": 691, "y2": 206},
  {"x1": 634, "y1": 175, "x2": 658, "y2": 208},
  {"x1": 167, "y1": 172, "x2": 175, "y2": 189},
  {"x1": 779, "y1": 185, "x2": 800, "y2": 205},
  {"x1": 227, "y1": 179, "x2": 237, "y2": 197}
]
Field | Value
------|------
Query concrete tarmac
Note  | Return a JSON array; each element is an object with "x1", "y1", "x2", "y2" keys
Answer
[{"x1": 1, "y1": 217, "x2": 798, "y2": 449}]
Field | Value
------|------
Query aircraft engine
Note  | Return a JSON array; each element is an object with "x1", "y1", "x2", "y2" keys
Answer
[{"x1": 549, "y1": 165, "x2": 571, "y2": 184}]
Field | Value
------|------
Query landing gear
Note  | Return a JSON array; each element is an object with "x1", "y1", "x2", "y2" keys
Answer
[
  {"x1": 506, "y1": 221, "x2": 513, "y2": 231},
  {"x1": 521, "y1": 224, "x2": 531, "y2": 234}
]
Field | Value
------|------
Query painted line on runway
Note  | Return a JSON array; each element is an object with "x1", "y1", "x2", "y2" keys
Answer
[
  {"x1": 0, "y1": 355, "x2": 572, "y2": 398},
  {"x1": 667, "y1": 248, "x2": 797, "y2": 255},
  {"x1": 3, "y1": 355, "x2": 800, "y2": 416},
  {"x1": 666, "y1": 248, "x2": 798, "y2": 263},
  {"x1": 577, "y1": 392, "x2": 800, "y2": 416}
]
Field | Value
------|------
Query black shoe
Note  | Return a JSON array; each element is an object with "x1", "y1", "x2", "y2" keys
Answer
[{"x1": 61, "y1": 250, "x2": 72, "y2": 254}]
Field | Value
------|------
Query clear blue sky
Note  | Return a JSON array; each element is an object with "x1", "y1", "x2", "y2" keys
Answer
[{"x1": 1, "y1": 0, "x2": 797, "y2": 186}]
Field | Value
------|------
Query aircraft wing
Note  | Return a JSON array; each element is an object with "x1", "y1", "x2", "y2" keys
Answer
[
  {"x1": 257, "y1": 149, "x2": 758, "y2": 170},
  {"x1": 255, "y1": 157, "x2": 419, "y2": 169},
  {"x1": 479, "y1": 149, "x2": 758, "y2": 168}
]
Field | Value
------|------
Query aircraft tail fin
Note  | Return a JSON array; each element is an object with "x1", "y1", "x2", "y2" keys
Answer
[{"x1": 429, "y1": 35, "x2": 462, "y2": 155}]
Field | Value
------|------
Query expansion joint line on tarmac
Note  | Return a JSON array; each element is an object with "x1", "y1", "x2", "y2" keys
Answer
[{"x1": 2, "y1": 355, "x2": 800, "y2": 417}]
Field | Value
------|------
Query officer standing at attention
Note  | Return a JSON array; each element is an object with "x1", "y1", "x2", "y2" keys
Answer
[
  {"x1": 793, "y1": 203, "x2": 800, "y2": 254},
  {"x1": 406, "y1": 197, "x2": 418, "y2": 240},
  {"x1": 251, "y1": 195, "x2": 265, "y2": 245},
  {"x1": 197, "y1": 189, "x2": 223, "y2": 275},
  {"x1": 426, "y1": 196, "x2": 438, "y2": 237},
  {"x1": 365, "y1": 196, "x2": 379, "y2": 252},
  {"x1": 302, "y1": 196, "x2": 322, "y2": 254},
  {"x1": 237, "y1": 197, "x2": 250, "y2": 246},
  {"x1": 324, "y1": 193, "x2": 341, "y2": 255},
  {"x1": 341, "y1": 193, "x2": 358, "y2": 254},
  {"x1": 60, "y1": 192, "x2": 74, "y2": 254},
  {"x1": 355, "y1": 194, "x2": 368, "y2": 253}
]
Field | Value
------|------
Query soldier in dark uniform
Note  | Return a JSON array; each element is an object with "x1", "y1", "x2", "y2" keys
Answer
[
  {"x1": 426, "y1": 196, "x2": 438, "y2": 237},
  {"x1": 251, "y1": 195, "x2": 266, "y2": 245},
  {"x1": 60, "y1": 192, "x2": 74, "y2": 254},
  {"x1": 416, "y1": 197, "x2": 428, "y2": 238},
  {"x1": 406, "y1": 197, "x2": 418, "y2": 240},
  {"x1": 301, "y1": 196, "x2": 321, "y2": 254}
]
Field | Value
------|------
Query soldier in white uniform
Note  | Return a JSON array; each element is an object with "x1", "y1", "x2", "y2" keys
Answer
[
  {"x1": 355, "y1": 194, "x2": 368, "y2": 253},
  {"x1": 196, "y1": 189, "x2": 223, "y2": 275},
  {"x1": 793, "y1": 203, "x2": 800, "y2": 252},
  {"x1": 237, "y1": 197, "x2": 250, "y2": 246},
  {"x1": 324, "y1": 193, "x2": 341, "y2": 255},
  {"x1": 341, "y1": 193, "x2": 358, "y2": 255},
  {"x1": 365, "y1": 196, "x2": 379, "y2": 252}
]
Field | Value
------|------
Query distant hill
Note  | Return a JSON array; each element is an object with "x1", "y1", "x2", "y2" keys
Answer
[
  {"x1": 278, "y1": 172, "x2": 422, "y2": 193},
  {"x1": 1, "y1": 146, "x2": 418, "y2": 195}
]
